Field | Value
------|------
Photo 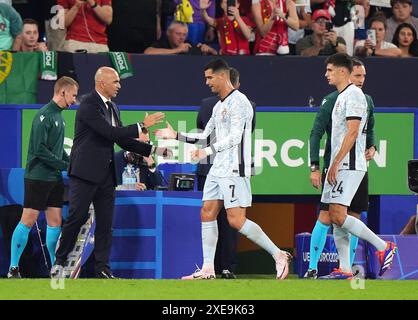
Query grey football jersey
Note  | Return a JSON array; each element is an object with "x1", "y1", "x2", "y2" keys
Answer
[
  {"x1": 330, "y1": 84, "x2": 368, "y2": 172},
  {"x1": 179, "y1": 90, "x2": 253, "y2": 177}
]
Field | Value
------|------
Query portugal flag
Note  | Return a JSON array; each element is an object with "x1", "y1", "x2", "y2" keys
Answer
[{"x1": 0, "y1": 52, "x2": 39, "y2": 104}]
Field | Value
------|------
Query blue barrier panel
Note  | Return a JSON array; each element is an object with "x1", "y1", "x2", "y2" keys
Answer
[
  {"x1": 0, "y1": 109, "x2": 21, "y2": 168},
  {"x1": 111, "y1": 191, "x2": 203, "y2": 279}
]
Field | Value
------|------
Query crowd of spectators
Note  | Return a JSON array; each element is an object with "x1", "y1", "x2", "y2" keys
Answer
[{"x1": 0, "y1": 0, "x2": 417, "y2": 57}]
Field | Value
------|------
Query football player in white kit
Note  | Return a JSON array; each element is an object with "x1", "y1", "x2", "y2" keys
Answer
[
  {"x1": 156, "y1": 58, "x2": 291, "y2": 280},
  {"x1": 320, "y1": 53, "x2": 396, "y2": 278}
]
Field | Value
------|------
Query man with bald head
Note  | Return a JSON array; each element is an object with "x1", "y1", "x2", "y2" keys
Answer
[{"x1": 51, "y1": 67, "x2": 171, "y2": 279}]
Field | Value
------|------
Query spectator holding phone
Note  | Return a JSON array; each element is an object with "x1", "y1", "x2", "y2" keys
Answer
[
  {"x1": 58, "y1": 0, "x2": 113, "y2": 53},
  {"x1": 200, "y1": 0, "x2": 255, "y2": 55},
  {"x1": 295, "y1": 9, "x2": 346, "y2": 56},
  {"x1": 354, "y1": 13, "x2": 401, "y2": 57}
]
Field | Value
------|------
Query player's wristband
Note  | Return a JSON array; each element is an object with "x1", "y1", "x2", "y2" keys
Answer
[{"x1": 204, "y1": 146, "x2": 215, "y2": 156}]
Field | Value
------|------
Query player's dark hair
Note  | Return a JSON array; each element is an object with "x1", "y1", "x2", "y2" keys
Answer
[
  {"x1": 325, "y1": 53, "x2": 353, "y2": 73},
  {"x1": 204, "y1": 58, "x2": 230, "y2": 74},
  {"x1": 229, "y1": 67, "x2": 240, "y2": 86},
  {"x1": 351, "y1": 57, "x2": 364, "y2": 67}
]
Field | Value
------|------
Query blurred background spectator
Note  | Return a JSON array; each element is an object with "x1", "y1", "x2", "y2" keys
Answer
[
  {"x1": 251, "y1": 0, "x2": 299, "y2": 55},
  {"x1": 310, "y1": 0, "x2": 356, "y2": 55},
  {"x1": 288, "y1": 3, "x2": 312, "y2": 55},
  {"x1": 385, "y1": 0, "x2": 418, "y2": 42},
  {"x1": 57, "y1": 0, "x2": 112, "y2": 53},
  {"x1": 296, "y1": 9, "x2": 346, "y2": 56},
  {"x1": 0, "y1": 2, "x2": 22, "y2": 50},
  {"x1": 173, "y1": 0, "x2": 216, "y2": 45},
  {"x1": 391, "y1": 21, "x2": 418, "y2": 56},
  {"x1": 144, "y1": 20, "x2": 217, "y2": 55},
  {"x1": 354, "y1": 13, "x2": 401, "y2": 56},
  {"x1": 13, "y1": 18, "x2": 48, "y2": 52},
  {"x1": 200, "y1": 0, "x2": 255, "y2": 55}
]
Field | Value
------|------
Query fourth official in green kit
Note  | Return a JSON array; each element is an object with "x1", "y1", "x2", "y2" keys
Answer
[{"x1": 8, "y1": 76, "x2": 79, "y2": 278}]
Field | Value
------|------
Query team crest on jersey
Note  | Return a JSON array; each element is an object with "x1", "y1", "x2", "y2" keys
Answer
[
  {"x1": 335, "y1": 102, "x2": 340, "y2": 110},
  {"x1": 40, "y1": 115, "x2": 45, "y2": 122},
  {"x1": 221, "y1": 108, "x2": 228, "y2": 120},
  {"x1": 322, "y1": 99, "x2": 327, "y2": 105}
]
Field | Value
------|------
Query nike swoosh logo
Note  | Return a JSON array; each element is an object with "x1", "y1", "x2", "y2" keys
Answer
[
  {"x1": 230, "y1": 199, "x2": 238, "y2": 203},
  {"x1": 331, "y1": 195, "x2": 339, "y2": 198}
]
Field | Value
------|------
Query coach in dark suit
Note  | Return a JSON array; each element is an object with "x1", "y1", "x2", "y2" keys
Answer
[
  {"x1": 197, "y1": 67, "x2": 256, "y2": 279},
  {"x1": 52, "y1": 67, "x2": 171, "y2": 279}
]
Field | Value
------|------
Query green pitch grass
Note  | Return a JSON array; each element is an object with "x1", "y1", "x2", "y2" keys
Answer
[{"x1": 1, "y1": 275, "x2": 418, "y2": 300}]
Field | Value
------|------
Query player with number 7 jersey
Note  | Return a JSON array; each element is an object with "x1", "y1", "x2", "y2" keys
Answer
[{"x1": 155, "y1": 58, "x2": 292, "y2": 280}]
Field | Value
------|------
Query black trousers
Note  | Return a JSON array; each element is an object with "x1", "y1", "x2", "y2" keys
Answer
[
  {"x1": 197, "y1": 175, "x2": 238, "y2": 274},
  {"x1": 55, "y1": 170, "x2": 116, "y2": 273}
]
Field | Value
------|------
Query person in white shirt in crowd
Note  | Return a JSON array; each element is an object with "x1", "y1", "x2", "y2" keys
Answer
[{"x1": 354, "y1": 12, "x2": 402, "y2": 56}]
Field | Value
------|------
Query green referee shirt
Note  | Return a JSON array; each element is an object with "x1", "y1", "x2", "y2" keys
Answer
[
  {"x1": 309, "y1": 91, "x2": 375, "y2": 169},
  {"x1": 25, "y1": 100, "x2": 69, "y2": 181}
]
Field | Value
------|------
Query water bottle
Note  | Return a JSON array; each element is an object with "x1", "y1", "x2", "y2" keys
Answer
[
  {"x1": 122, "y1": 165, "x2": 136, "y2": 190},
  {"x1": 128, "y1": 164, "x2": 137, "y2": 190},
  {"x1": 121, "y1": 166, "x2": 129, "y2": 190}
]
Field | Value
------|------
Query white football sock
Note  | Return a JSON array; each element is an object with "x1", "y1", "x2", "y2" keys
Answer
[
  {"x1": 333, "y1": 224, "x2": 352, "y2": 273},
  {"x1": 201, "y1": 220, "x2": 218, "y2": 270},
  {"x1": 342, "y1": 215, "x2": 386, "y2": 251},
  {"x1": 239, "y1": 219, "x2": 280, "y2": 258}
]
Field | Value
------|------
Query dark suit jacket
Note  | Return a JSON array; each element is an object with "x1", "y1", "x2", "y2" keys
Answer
[
  {"x1": 196, "y1": 95, "x2": 256, "y2": 176},
  {"x1": 68, "y1": 91, "x2": 153, "y2": 185}
]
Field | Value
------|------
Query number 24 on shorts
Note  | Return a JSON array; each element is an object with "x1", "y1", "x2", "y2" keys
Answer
[{"x1": 332, "y1": 181, "x2": 343, "y2": 195}]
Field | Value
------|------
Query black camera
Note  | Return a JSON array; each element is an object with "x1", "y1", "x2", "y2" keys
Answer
[{"x1": 325, "y1": 21, "x2": 333, "y2": 32}]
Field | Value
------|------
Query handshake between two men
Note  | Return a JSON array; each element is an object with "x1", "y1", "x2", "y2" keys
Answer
[
  {"x1": 155, "y1": 121, "x2": 209, "y2": 162},
  {"x1": 147, "y1": 115, "x2": 210, "y2": 162},
  {"x1": 143, "y1": 112, "x2": 174, "y2": 159}
]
